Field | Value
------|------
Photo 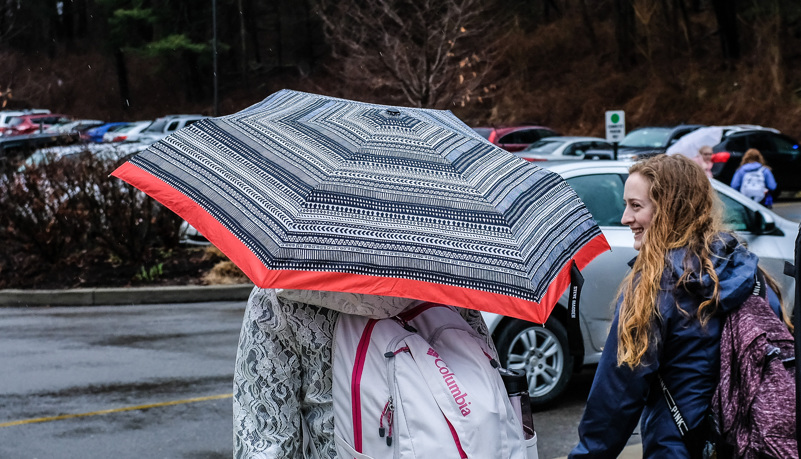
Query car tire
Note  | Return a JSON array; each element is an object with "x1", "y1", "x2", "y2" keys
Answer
[{"x1": 495, "y1": 316, "x2": 573, "y2": 409}]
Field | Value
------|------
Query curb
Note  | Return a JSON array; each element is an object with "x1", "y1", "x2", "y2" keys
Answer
[{"x1": 0, "y1": 283, "x2": 255, "y2": 307}]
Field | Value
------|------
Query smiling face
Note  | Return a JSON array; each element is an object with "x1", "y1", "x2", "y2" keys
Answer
[{"x1": 621, "y1": 172, "x2": 655, "y2": 251}]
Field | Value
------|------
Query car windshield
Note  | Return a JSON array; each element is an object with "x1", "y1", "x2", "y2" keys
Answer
[
  {"x1": 521, "y1": 139, "x2": 563, "y2": 155},
  {"x1": 472, "y1": 127, "x2": 492, "y2": 139},
  {"x1": 619, "y1": 128, "x2": 672, "y2": 148},
  {"x1": 143, "y1": 118, "x2": 168, "y2": 133}
]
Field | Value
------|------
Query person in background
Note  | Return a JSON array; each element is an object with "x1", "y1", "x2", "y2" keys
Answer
[
  {"x1": 730, "y1": 148, "x2": 777, "y2": 208},
  {"x1": 569, "y1": 154, "x2": 785, "y2": 458},
  {"x1": 693, "y1": 145, "x2": 714, "y2": 178}
]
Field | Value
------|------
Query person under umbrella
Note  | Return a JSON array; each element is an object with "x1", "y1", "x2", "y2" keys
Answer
[
  {"x1": 233, "y1": 288, "x2": 497, "y2": 458},
  {"x1": 111, "y1": 90, "x2": 609, "y2": 458}
]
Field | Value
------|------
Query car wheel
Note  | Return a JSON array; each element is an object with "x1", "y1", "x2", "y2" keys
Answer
[{"x1": 495, "y1": 316, "x2": 573, "y2": 408}]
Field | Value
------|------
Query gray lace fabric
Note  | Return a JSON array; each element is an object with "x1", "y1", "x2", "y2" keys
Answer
[{"x1": 233, "y1": 287, "x2": 497, "y2": 458}]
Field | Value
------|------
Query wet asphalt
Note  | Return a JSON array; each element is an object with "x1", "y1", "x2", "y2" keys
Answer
[{"x1": 0, "y1": 301, "x2": 244, "y2": 459}]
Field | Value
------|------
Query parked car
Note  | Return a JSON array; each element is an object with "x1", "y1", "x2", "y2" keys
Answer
[
  {"x1": 44, "y1": 119, "x2": 105, "y2": 137},
  {"x1": 3, "y1": 113, "x2": 72, "y2": 136},
  {"x1": 611, "y1": 124, "x2": 703, "y2": 159},
  {"x1": 21, "y1": 142, "x2": 148, "y2": 171},
  {"x1": 82, "y1": 122, "x2": 131, "y2": 143},
  {"x1": 0, "y1": 109, "x2": 50, "y2": 135},
  {"x1": 710, "y1": 127, "x2": 801, "y2": 194},
  {"x1": 130, "y1": 114, "x2": 207, "y2": 144},
  {"x1": 481, "y1": 160, "x2": 797, "y2": 407},
  {"x1": 178, "y1": 220, "x2": 212, "y2": 246},
  {"x1": 104, "y1": 120, "x2": 152, "y2": 143},
  {"x1": 472, "y1": 125, "x2": 559, "y2": 152},
  {"x1": 515, "y1": 136, "x2": 614, "y2": 162}
]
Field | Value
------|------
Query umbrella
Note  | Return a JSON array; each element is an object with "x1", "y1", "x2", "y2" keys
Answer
[
  {"x1": 665, "y1": 126, "x2": 724, "y2": 159},
  {"x1": 111, "y1": 90, "x2": 609, "y2": 324}
]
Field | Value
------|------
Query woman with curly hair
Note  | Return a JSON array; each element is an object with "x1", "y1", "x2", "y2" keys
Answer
[{"x1": 569, "y1": 154, "x2": 786, "y2": 458}]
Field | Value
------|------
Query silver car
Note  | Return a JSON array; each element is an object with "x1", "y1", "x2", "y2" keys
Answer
[{"x1": 482, "y1": 160, "x2": 798, "y2": 407}]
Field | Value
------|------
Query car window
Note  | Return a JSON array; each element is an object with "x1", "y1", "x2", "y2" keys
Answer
[
  {"x1": 500, "y1": 129, "x2": 544, "y2": 144},
  {"x1": 167, "y1": 120, "x2": 181, "y2": 131},
  {"x1": 772, "y1": 134, "x2": 800, "y2": 155},
  {"x1": 667, "y1": 127, "x2": 698, "y2": 146},
  {"x1": 537, "y1": 129, "x2": 557, "y2": 139},
  {"x1": 566, "y1": 174, "x2": 626, "y2": 227},
  {"x1": 522, "y1": 139, "x2": 562, "y2": 155},
  {"x1": 565, "y1": 142, "x2": 590, "y2": 156},
  {"x1": 722, "y1": 135, "x2": 749, "y2": 152},
  {"x1": 748, "y1": 134, "x2": 774, "y2": 153},
  {"x1": 619, "y1": 128, "x2": 671, "y2": 148},
  {"x1": 184, "y1": 118, "x2": 202, "y2": 127},
  {"x1": 717, "y1": 192, "x2": 753, "y2": 232},
  {"x1": 590, "y1": 141, "x2": 613, "y2": 149},
  {"x1": 144, "y1": 118, "x2": 168, "y2": 133}
]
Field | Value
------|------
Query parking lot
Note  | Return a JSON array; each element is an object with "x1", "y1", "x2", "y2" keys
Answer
[{"x1": 0, "y1": 301, "x2": 243, "y2": 459}]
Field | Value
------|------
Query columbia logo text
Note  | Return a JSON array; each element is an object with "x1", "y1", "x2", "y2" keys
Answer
[{"x1": 430, "y1": 347, "x2": 471, "y2": 416}]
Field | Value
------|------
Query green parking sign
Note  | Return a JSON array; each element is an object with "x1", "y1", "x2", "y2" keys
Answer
[{"x1": 605, "y1": 110, "x2": 625, "y2": 142}]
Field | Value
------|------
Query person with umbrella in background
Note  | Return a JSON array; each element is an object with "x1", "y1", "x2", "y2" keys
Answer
[
  {"x1": 694, "y1": 145, "x2": 714, "y2": 178},
  {"x1": 111, "y1": 90, "x2": 609, "y2": 458},
  {"x1": 569, "y1": 154, "x2": 787, "y2": 458}
]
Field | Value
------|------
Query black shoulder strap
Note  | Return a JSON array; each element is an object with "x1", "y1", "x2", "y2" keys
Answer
[
  {"x1": 566, "y1": 261, "x2": 584, "y2": 357},
  {"x1": 658, "y1": 374, "x2": 690, "y2": 436},
  {"x1": 753, "y1": 270, "x2": 766, "y2": 299}
]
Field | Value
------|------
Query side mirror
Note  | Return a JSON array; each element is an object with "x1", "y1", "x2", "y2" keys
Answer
[{"x1": 753, "y1": 211, "x2": 776, "y2": 235}]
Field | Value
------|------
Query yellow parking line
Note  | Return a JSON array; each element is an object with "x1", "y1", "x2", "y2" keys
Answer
[{"x1": 0, "y1": 393, "x2": 232, "y2": 428}]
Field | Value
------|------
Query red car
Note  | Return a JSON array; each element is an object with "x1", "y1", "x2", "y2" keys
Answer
[
  {"x1": 472, "y1": 125, "x2": 559, "y2": 152},
  {"x1": 3, "y1": 113, "x2": 72, "y2": 136}
]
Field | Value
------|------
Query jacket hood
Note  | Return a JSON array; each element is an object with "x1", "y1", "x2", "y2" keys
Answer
[
  {"x1": 665, "y1": 232, "x2": 758, "y2": 314},
  {"x1": 739, "y1": 162, "x2": 764, "y2": 172}
]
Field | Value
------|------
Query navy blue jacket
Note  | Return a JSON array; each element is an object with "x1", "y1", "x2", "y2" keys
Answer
[{"x1": 569, "y1": 233, "x2": 780, "y2": 458}]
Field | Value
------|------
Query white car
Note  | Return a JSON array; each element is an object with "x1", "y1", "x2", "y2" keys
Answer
[
  {"x1": 482, "y1": 160, "x2": 798, "y2": 407},
  {"x1": 515, "y1": 136, "x2": 614, "y2": 162},
  {"x1": 128, "y1": 114, "x2": 207, "y2": 144},
  {"x1": 103, "y1": 120, "x2": 152, "y2": 143}
]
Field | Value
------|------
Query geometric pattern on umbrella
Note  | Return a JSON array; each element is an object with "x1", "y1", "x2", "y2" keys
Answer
[{"x1": 112, "y1": 90, "x2": 609, "y2": 323}]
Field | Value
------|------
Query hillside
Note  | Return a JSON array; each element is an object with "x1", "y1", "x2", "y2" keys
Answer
[{"x1": 2, "y1": 4, "x2": 801, "y2": 139}]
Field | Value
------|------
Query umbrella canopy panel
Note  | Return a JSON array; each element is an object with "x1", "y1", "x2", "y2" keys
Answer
[{"x1": 113, "y1": 90, "x2": 607, "y2": 323}]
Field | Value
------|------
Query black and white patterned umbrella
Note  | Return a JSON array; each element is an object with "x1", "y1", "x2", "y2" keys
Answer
[{"x1": 112, "y1": 90, "x2": 608, "y2": 323}]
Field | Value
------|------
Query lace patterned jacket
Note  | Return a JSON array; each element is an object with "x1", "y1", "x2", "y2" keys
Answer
[{"x1": 233, "y1": 287, "x2": 497, "y2": 458}]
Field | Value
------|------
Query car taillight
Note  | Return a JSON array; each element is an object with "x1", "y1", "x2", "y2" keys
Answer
[
  {"x1": 711, "y1": 152, "x2": 730, "y2": 163},
  {"x1": 523, "y1": 157, "x2": 546, "y2": 162},
  {"x1": 112, "y1": 135, "x2": 127, "y2": 142}
]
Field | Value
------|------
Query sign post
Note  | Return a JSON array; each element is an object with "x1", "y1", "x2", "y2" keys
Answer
[{"x1": 605, "y1": 110, "x2": 625, "y2": 160}]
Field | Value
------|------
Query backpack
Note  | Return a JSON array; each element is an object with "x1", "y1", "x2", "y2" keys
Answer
[
  {"x1": 331, "y1": 302, "x2": 533, "y2": 459},
  {"x1": 711, "y1": 277, "x2": 797, "y2": 459},
  {"x1": 739, "y1": 166, "x2": 768, "y2": 202}
]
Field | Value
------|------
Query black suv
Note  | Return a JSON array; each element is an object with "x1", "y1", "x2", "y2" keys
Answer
[{"x1": 711, "y1": 128, "x2": 801, "y2": 194}]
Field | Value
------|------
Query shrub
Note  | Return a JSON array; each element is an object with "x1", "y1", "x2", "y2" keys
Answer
[{"x1": 0, "y1": 146, "x2": 183, "y2": 287}]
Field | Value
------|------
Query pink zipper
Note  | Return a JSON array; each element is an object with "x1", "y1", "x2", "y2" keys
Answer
[
  {"x1": 445, "y1": 415, "x2": 468, "y2": 458},
  {"x1": 352, "y1": 319, "x2": 378, "y2": 452}
]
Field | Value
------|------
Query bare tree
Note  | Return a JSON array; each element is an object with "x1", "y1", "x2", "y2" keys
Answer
[{"x1": 314, "y1": 0, "x2": 502, "y2": 109}]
